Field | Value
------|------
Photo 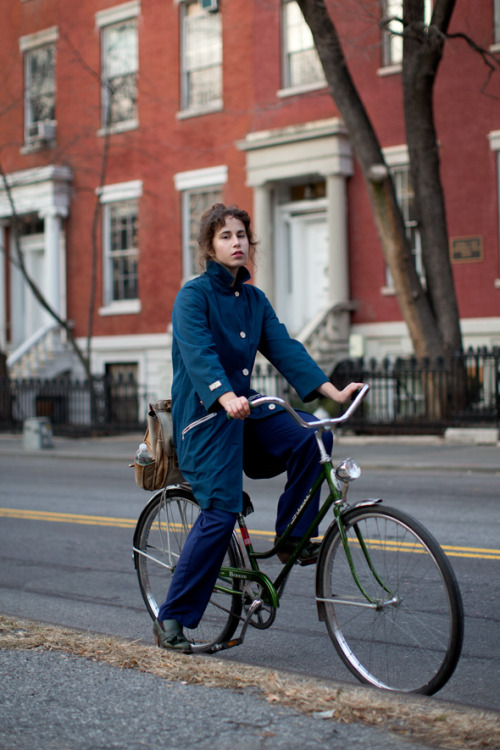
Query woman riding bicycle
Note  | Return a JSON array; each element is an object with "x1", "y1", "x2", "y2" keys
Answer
[{"x1": 154, "y1": 203, "x2": 362, "y2": 653}]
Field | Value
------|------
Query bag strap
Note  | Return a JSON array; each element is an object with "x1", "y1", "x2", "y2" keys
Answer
[{"x1": 151, "y1": 399, "x2": 175, "y2": 457}]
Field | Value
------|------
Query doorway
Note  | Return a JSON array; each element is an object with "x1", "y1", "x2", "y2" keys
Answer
[{"x1": 275, "y1": 202, "x2": 329, "y2": 335}]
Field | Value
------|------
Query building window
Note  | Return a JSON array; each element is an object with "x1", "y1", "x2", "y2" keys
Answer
[
  {"x1": 184, "y1": 188, "x2": 223, "y2": 275},
  {"x1": 174, "y1": 165, "x2": 227, "y2": 279},
  {"x1": 282, "y1": 0, "x2": 325, "y2": 90},
  {"x1": 488, "y1": 130, "x2": 500, "y2": 285},
  {"x1": 382, "y1": 0, "x2": 432, "y2": 68},
  {"x1": 101, "y1": 18, "x2": 138, "y2": 128},
  {"x1": 383, "y1": 163, "x2": 423, "y2": 290},
  {"x1": 104, "y1": 199, "x2": 139, "y2": 303},
  {"x1": 19, "y1": 28, "x2": 58, "y2": 144},
  {"x1": 494, "y1": 0, "x2": 500, "y2": 46},
  {"x1": 98, "y1": 180, "x2": 142, "y2": 313},
  {"x1": 24, "y1": 44, "x2": 56, "y2": 140},
  {"x1": 180, "y1": 1, "x2": 222, "y2": 113}
]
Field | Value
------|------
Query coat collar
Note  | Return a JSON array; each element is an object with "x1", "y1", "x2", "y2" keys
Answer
[{"x1": 206, "y1": 260, "x2": 251, "y2": 290}]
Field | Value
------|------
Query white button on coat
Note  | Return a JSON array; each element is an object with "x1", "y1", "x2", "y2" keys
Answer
[{"x1": 240, "y1": 331, "x2": 246, "y2": 338}]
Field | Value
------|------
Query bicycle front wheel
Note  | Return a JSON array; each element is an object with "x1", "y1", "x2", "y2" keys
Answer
[
  {"x1": 133, "y1": 486, "x2": 243, "y2": 652},
  {"x1": 316, "y1": 504, "x2": 464, "y2": 694}
]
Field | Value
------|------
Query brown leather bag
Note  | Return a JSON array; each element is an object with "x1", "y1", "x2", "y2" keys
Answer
[{"x1": 134, "y1": 399, "x2": 186, "y2": 491}]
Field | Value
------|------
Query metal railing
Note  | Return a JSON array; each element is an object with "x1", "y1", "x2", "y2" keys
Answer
[
  {"x1": 1, "y1": 349, "x2": 498, "y2": 436},
  {"x1": 254, "y1": 349, "x2": 500, "y2": 434},
  {"x1": 0, "y1": 375, "x2": 149, "y2": 436}
]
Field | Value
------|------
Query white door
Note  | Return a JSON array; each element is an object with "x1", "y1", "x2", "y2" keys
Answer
[
  {"x1": 275, "y1": 206, "x2": 330, "y2": 335},
  {"x1": 10, "y1": 233, "x2": 47, "y2": 348}
]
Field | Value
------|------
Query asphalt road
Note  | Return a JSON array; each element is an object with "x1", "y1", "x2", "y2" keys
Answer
[{"x1": 0, "y1": 448, "x2": 498, "y2": 713}]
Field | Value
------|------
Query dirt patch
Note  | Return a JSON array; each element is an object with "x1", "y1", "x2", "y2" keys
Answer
[{"x1": 1, "y1": 614, "x2": 498, "y2": 750}]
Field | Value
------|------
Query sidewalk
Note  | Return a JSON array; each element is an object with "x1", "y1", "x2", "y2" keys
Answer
[
  {"x1": 0, "y1": 428, "x2": 498, "y2": 472},
  {"x1": 2, "y1": 617, "x2": 499, "y2": 750}
]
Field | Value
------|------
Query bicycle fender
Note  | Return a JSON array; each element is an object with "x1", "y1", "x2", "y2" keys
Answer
[{"x1": 314, "y1": 499, "x2": 383, "y2": 621}]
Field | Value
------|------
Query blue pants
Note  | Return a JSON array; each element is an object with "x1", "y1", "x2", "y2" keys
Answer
[{"x1": 158, "y1": 411, "x2": 333, "y2": 629}]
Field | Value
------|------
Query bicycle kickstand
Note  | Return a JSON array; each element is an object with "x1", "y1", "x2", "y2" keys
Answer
[{"x1": 207, "y1": 599, "x2": 263, "y2": 654}]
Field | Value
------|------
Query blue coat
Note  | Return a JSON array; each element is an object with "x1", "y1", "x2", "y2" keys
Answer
[{"x1": 171, "y1": 260, "x2": 328, "y2": 512}]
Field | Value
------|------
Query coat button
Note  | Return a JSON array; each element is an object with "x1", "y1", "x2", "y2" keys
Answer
[
  {"x1": 240, "y1": 331, "x2": 246, "y2": 338},
  {"x1": 268, "y1": 404, "x2": 276, "y2": 410},
  {"x1": 234, "y1": 291, "x2": 240, "y2": 297},
  {"x1": 242, "y1": 368, "x2": 249, "y2": 376}
]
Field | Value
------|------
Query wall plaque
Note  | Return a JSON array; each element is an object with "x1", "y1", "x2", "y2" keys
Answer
[{"x1": 450, "y1": 236, "x2": 483, "y2": 263}]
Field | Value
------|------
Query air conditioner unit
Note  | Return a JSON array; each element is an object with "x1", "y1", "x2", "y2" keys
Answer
[
  {"x1": 28, "y1": 121, "x2": 56, "y2": 142},
  {"x1": 199, "y1": 0, "x2": 218, "y2": 12}
]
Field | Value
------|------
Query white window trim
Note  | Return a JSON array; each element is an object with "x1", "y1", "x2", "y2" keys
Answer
[
  {"x1": 97, "y1": 120, "x2": 139, "y2": 137},
  {"x1": 99, "y1": 299, "x2": 141, "y2": 316},
  {"x1": 277, "y1": 80, "x2": 327, "y2": 98},
  {"x1": 95, "y1": 1, "x2": 141, "y2": 28},
  {"x1": 383, "y1": 144, "x2": 409, "y2": 167},
  {"x1": 98, "y1": 180, "x2": 142, "y2": 315},
  {"x1": 97, "y1": 179, "x2": 143, "y2": 203},
  {"x1": 377, "y1": 63, "x2": 402, "y2": 77},
  {"x1": 176, "y1": 102, "x2": 223, "y2": 120},
  {"x1": 19, "y1": 27, "x2": 59, "y2": 52},
  {"x1": 174, "y1": 165, "x2": 227, "y2": 192},
  {"x1": 488, "y1": 130, "x2": 500, "y2": 287}
]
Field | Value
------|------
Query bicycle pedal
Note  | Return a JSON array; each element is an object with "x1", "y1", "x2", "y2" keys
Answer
[
  {"x1": 209, "y1": 637, "x2": 242, "y2": 653},
  {"x1": 297, "y1": 557, "x2": 318, "y2": 567}
]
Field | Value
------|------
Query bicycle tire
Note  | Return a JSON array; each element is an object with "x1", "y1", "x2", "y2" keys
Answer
[
  {"x1": 133, "y1": 486, "x2": 244, "y2": 653},
  {"x1": 316, "y1": 504, "x2": 464, "y2": 695}
]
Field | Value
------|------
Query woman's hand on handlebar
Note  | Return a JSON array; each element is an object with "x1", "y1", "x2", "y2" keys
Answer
[
  {"x1": 218, "y1": 391, "x2": 251, "y2": 420},
  {"x1": 317, "y1": 380, "x2": 366, "y2": 405}
]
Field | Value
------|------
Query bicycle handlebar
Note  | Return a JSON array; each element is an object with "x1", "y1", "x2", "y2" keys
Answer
[{"x1": 249, "y1": 383, "x2": 370, "y2": 431}]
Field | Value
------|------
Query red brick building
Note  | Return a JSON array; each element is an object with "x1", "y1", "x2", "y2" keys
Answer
[{"x1": 1, "y1": 0, "x2": 499, "y2": 402}]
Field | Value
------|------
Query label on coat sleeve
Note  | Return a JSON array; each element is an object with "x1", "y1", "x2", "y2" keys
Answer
[{"x1": 209, "y1": 380, "x2": 222, "y2": 392}]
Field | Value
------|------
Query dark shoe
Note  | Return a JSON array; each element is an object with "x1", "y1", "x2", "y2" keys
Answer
[
  {"x1": 274, "y1": 535, "x2": 321, "y2": 566},
  {"x1": 153, "y1": 618, "x2": 192, "y2": 654}
]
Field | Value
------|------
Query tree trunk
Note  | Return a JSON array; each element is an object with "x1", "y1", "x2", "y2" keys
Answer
[
  {"x1": 297, "y1": 0, "x2": 462, "y2": 361},
  {"x1": 402, "y1": 0, "x2": 462, "y2": 359}
]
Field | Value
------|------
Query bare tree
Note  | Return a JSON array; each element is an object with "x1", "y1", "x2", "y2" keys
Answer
[{"x1": 297, "y1": 0, "x2": 498, "y2": 362}]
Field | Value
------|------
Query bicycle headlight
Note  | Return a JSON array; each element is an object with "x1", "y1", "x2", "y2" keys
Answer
[{"x1": 335, "y1": 457, "x2": 361, "y2": 482}]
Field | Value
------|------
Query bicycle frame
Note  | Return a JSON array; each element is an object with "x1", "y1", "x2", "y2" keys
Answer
[{"x1": 213, "y1": 385, "x2": 391, "y2": 612}]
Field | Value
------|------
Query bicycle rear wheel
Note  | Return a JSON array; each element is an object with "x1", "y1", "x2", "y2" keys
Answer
[
  {"x1": 133, "y1": 486, "x2": 243, "y2": 652},
  {"x1": 316, "y1": 504, "x2": 463, "y2": 694}
]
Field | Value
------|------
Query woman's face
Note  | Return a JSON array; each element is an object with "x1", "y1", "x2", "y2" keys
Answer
[{"x1": 211, "y1": 216, "x2": 249, "y2": 277}]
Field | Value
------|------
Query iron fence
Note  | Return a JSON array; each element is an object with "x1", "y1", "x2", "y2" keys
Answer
[
  {"x1": 255, "y1": 348, "x2": 500, "y2": 434},
  {"x1": 1, "y1": 349, "x2": 498, "y2": 436},
  {"x1": 0, "y1": 375, "x2": 150, "y2": 436}
]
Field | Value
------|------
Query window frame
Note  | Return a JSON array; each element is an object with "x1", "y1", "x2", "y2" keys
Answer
[
  {"x1": 19, "y1": 27, "x2": 58, "y2": 146},
  {"x1": 98, "y1": 180, "x2": 143, "y2": 315},
  {"x1": 382, "y1": 147, "x2": 423, "y2": 294},
  {"x1": 178, "y1": 0, "x2": 223, "y2": 117},
  {"x1": 96, "y1": 1, "x2": 140, "y2": 134},
  {"x1": 488, "y1": 130, "x2": 500, "y2": 287},
  {"x1": 280, "y1": 0, "x2": 325, "y2": 95},
  {"x1": 380, "y1": 0, "x2": 433, "y2": 71},
  {"x1": 494, "y1": 0, "x2": 500, "y2": 48}
]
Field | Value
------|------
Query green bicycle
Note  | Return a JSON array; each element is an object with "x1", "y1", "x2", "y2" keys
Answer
[{"x1": 133, "y1": 385, "x2": 464, "y2": 695}]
